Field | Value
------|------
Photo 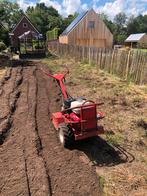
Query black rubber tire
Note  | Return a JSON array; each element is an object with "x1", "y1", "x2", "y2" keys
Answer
[{"x1": 59, "y1": 123, "x2": 75, "y2": 148}]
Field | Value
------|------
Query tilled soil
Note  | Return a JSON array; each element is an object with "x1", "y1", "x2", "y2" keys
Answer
[{"x1": 0, "y1": 61, "x2": 101, "y2": 196}]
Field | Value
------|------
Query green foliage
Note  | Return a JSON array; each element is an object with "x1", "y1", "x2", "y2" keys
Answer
[
  {"x1": 26, "y1": 3, "x2": 61, "y2": 37},
  {"x1": 46, "y1": 28, "x2": 59, "y2": 41},
  {"x1": 0, "y1": 0, "x2": 23, "y2": 30},
  {"x1": 60, "y1": 13, "x2": 78, "y2": 33},
  {"x1": 105, "y1": 131, "x2": 124, "y2": 146},
  {"x1": 99, "y1": 175, "x2": 105, "y2": 192},
  {"x1": 0, "y1": 41, "x2": 7, "y2": 51},
  {"x1": 113, "y1": 12, "x2": 128, "y2": 44},
  {"x1": 115, "y1": 34, "x2": 127, "y2": 44},
  {"x1": 127, "y1": 15, "x2": 147, "y2": 35},
  {"x1": 99, "y1": 13, "x2": 115, "y2": 34},
  {"x1": 114, "y1": 12, "x2": 127, "y2": 27},
  {"x1": 0, "y1": 27, "x2": 9, "y2": 45},
  {"x1": 33, "y1": 40, "x2": 44, "y2": 49}
]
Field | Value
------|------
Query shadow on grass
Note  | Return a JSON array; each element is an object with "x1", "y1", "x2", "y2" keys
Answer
[{"x1": 73, "y1": 136, "x2": 135, "y2": 167}]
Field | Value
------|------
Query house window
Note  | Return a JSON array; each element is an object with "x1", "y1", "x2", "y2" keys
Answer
[
  {"x1": 88, "y1": 21, "x2": 95, "y2": 29},
  {"x1": 23, "y1": 23, "x2": 28, "y2": 28}
]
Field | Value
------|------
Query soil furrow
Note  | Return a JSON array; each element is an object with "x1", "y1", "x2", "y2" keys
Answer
[
  {"x1": 36, "y1": 66, "x2": 101, "y2": 196},
  {"x1": 21, "y1": 66, "x2": 49, "y2": 196},
  {"x1": 0, "y1": 66, "x2": 29, "y2": 195},
  {"x1": 34, "y1": 67, "x2": 53, "y2": 195},
  {"x1": 0, "y1": 67, "x2": 12, "y2": 90},
  {"x1": 23, "y1": 145, "x2": 31, "y2": 196},
  {"x1": 0, "y1": 67, "x2": 22, "y2": 144}
]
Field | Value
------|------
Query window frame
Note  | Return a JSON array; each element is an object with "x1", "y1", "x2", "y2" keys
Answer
[
  {"x1": 88, "y1": 21, "x2": 95, "y2": 29},
  {"x1": 23, "y1": 23, "x2": 28, "y2": 28}
]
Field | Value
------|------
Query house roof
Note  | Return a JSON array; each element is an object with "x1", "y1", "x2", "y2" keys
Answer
[
  {"x1": 11, "y1": 14, "x2": 40, "y2": 34},
  {"x1": 125, "y1": 33, "x2": 146, "y2": 42},
  {"x1": 18, "y1": 31, "x2": 43, "y2": 39},
  {"x1": 61, "y1": 10, "x2": 89, "y2": 36}
]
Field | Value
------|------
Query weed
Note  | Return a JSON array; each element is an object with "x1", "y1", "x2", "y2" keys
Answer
[
  {"x1": 105, "y1": 131, "x2": 124, "y2": 146},
  {"x1": 99, "y1": 175, "x2": 105, "y2": 193},
  {"x1": 81, "y1": 59, "x2": 89, "y2": 64},
  {"x1": 139, "y1": 156, "x2": 147, "y2": 164}
]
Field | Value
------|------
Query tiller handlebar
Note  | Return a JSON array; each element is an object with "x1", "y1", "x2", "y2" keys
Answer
[{"x1": 41, "y1": 66, "x2": 69, "y2": 100}]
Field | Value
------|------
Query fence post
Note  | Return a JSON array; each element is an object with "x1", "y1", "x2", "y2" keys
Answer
[
  {"x1": 89, "y1": 47, "x2": 91, "y2": 65},
  {"x1": 125, "y1": 50, "x2": 131, "y2": 80}
]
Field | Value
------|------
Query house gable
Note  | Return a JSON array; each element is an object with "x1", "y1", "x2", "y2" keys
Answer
[
  {"x1": 60, "y1": 9, "x2": 112, "y2": 38},
  {"x1": 59, "y1": 9, "x2": 113, "y2": 48},
  {"x1": 69, "y1": 9, "x2": 112, "y2": 38},
  {"x1": 10, "y1": 15, "x2": 40, "y2": 48},
  {"x1": 12, "y1": 15, "x2": 40, "y2": 34}
]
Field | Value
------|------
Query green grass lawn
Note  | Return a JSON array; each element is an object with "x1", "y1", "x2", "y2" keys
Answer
[{"x1": 132, "y1": 48, "x2": 147, "y2": 52}]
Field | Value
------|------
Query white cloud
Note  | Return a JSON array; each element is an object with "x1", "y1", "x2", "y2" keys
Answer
[
  {"x1": 142, "y1": 10, "x2": 147, "y2": 15},
  {"x1": 93, "y1": 0, "x2": 147, "y2": 19},
  {"x1": 93, "y1": 0, "x2": 125, "y2": 19},
  {"x1": 17, "y1": 0, "x2": 35, "y2": 11},
  {"x1": 81, "y1": 3, "x2": 88, "y2": 11},
  {"x1": 62, "y1": 0, "x2": 88, "y2": 16},
  {"x1": 16, "y1": 0, "x2": 147, "y2": 18},
  {"x1": 39, "y1": 0, "x2": 62, "y2": 13}
]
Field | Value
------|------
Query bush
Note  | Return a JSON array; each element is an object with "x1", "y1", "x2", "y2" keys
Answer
[
  {"x1": 0, "y1": 41, "x2": 7, "y2": 52},
  {"x1": 34, "y1": 43, "x2": 44, "y2": 49},
  {"x1": 0, "y1": 28, "x2": 9, "y2": 46},
  {"x1": 46, "y1": 28, "x2": 60, "y2": 41}
]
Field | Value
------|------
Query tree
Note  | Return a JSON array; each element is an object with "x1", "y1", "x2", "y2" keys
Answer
[
  {"x1": 61, "y1": 13, "x2": 78, "y2": 33},
  {"x1": 0, "y1": 26, "x2": 9, "y2": 46},
  {"x1": 127, "y1": 15, "x2": 139, "y2": 35},
  {"x1": 113, "y1": 12, "x2": 127, "y2": 44},
  {"x1": 114, "y1": 12, "x2": 127, "y2": 27},
  {"x1": 99, "y1": 13, "x2": 115, "y2": 33},
  {"x1": 26, "y1": 3, "x2": 62, "y2": 37},
  {"x1": 0, "y1": 0, "x2": 23, "y2": 30},
  {"x1": 127, "y1": 14, "x2": 147, "y2": 35}
]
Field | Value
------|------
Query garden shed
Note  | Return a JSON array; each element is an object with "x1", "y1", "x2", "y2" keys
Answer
[
  {"x1": 59, "y1": 9, "x2": 113, "y2": 48},
  {"x1": 125, "y1": 33, "x2": 147, "y2": 48},
  {"x1": 10, "y1": 15, "x2": 40, "y2": 50}
]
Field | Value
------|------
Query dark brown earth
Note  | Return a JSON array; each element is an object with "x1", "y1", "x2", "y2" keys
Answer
[{"x1": 0, "y1": 61, "x2": 102, "y2": 196}]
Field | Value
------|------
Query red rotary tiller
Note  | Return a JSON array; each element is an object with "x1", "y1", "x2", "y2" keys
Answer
[{"x1": 42, "y1": 67, "x2": 105, "y2": 148}]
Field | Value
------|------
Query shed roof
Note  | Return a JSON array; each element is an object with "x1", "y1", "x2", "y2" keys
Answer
[
  {"x1": 61, "y1": 10, "x2": 88, "y2": 36},
  {"x1": 125, "y1": 33, "x2": 146, "y2": 42}
]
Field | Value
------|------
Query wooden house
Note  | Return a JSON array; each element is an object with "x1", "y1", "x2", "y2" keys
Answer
[
  {"x1": 10, "y1": 15, "x2": 40, "y2": 49},
  {"x1": 125, "y1": 33, "x2": 147, "y2": 48},
  {"x1": 59, "y1": 9, "x2": 113, "y2": 48}
]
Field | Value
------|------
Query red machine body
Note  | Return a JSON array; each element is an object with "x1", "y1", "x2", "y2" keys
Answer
[
  {"x1": 51, "y1": 102, "x2": 104, "y2": 140},
  {"x1": 42, "y1": 67, "x2": 104, "y2": 147}
]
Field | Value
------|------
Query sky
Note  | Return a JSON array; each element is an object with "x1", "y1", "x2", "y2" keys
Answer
[{"x1": 13, "y1": 0, "x2": 147, "y2": 19}]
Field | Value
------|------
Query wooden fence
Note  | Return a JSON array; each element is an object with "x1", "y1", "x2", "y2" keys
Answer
[{"x1": 48, "y1": 42, "x2": 147, "y2": 85}]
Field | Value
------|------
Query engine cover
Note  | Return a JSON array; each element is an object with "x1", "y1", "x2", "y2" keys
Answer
[{"x1": 70, "y1": 98, "x2": 88, "y2": 114}]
